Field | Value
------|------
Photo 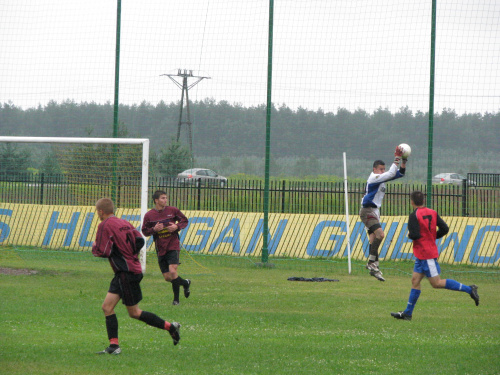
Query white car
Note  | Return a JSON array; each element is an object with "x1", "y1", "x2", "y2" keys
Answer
[
  {"x1": 176, "y1": 168, "x2": 228, "y2": 187},
  {"x1": 432, "y1": 173, "x2": 476, "y2": 186}
]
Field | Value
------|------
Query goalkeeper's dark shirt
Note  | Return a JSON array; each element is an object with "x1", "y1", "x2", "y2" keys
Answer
[
  {"x1": 407, "y1": 207, "x2": 449, "y2": 260},
  {"x1": 141, "y1": 206, "x2": 188, "y2": 256},
  {"x1": 92, "y1": 215, "x2": 143, "y2": 274}
]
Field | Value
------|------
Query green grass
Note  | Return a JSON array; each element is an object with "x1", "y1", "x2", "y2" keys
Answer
[{"x1": 1, "y1": 249, "x2": 499, "y2": 375}]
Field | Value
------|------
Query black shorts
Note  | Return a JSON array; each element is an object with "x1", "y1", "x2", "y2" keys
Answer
[
  {"x1": 157, "y1": 250, "x2": 180, "y2": 274},
  {"x1": 109, "y1": 272, "x2": 143, "y2": 306}
]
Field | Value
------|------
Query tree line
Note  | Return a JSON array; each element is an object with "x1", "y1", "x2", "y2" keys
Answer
[{"x1": 1, "y1": 99, "x2": 499, "y2": 178}]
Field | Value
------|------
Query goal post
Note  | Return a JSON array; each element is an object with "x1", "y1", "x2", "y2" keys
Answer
[
  {"x1": 0, "y1": 136, "x2": 150, "y2": 271},
  {"x1": 343, "y1": 152, "x2": 352, "y2": 275}
]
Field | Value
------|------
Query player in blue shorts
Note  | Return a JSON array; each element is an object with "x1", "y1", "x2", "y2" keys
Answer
[{"x1": 391, "y1": 191, "x2": 479, "y2": 321}]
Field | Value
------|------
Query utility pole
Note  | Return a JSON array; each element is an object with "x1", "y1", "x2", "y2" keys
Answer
[{"x1": 161, "y1": 69, "x2": 210, "y2": 158}]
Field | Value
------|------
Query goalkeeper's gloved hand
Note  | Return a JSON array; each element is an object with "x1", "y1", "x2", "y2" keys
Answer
[
  {"x1": 394, "y1": 146, "x2": 404, "y2": 164},
  {"x1": 394, "y1": 145, "x2": 403, "y2": 157}
]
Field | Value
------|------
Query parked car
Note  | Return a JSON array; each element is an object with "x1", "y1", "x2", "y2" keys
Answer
[
  {"x1": 432, "y1": 173, "x2": 476, "y2": 187},
  {"x1": 176, "y1": 168, "x2": 228, "y2": 187}
]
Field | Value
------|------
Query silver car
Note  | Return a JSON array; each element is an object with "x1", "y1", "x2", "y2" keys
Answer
[
  {"x1": 432, "y1": 173, "x2": 476, "y2": 186},
  {"x1": 176, "y1": 168, "x2": 228, "y2": 187}
]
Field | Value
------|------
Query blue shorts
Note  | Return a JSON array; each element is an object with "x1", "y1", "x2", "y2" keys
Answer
[{"x1": 414, "y1": 258, "x2": 441, "y2": 278}]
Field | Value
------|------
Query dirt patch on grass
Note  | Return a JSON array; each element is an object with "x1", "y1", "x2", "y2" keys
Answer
[{"x1": 0, "y1": 267, "x2": 38, "y2": 275}]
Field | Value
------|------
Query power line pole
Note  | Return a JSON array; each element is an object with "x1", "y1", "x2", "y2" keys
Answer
[{"x1": 161, "y1": 69, "x2": 210, "y2": 159}]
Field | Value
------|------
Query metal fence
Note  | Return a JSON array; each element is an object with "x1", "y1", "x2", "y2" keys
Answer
[
  {"x1": 1, "y1": 173, "x2": 498, "y2": 218},
  {"x1": 468, "y1": 173, "x2": 500, "y2": 188}
]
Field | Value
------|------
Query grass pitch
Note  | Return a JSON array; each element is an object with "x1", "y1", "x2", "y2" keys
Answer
[{"x1": 0, "y1": 249, "x2": 499, "y2": 375}]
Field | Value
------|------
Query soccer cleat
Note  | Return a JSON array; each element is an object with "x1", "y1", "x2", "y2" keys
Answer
[
  {"x1": 370, "y1": 269, "x2": 385, "y2": 282},
  {"x1": 172, "y1": 300, "x2": 180, "y2": 306},
  {"x1": 366, "y1": 262, "x2": 385, "y2": 281},
  {"x1": 391, "y1": 311, "x2": 412, "y2": 321},
  {"x1": 183, "y1": 279, "x2": 191, "y2": 298},
  {"x1": 169, "y1": 322, "x2": 181, "y2": 345},
  {"x1": 96, "y1": 345, "x2": 121, "y2": 355},
  {"x1": 470, "y1": 285, "x2": 479, "y2": 306},
  {"x1": 366, "y1": 262, "x2": 380, "y2": 272}
]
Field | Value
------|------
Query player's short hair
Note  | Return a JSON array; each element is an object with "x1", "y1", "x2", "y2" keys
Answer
[
  {"x1": 410, "y1": 191, "x2": 425, "y2": 206},
  {"x1": 373, "y1": 160, "x2": 385, "y2": 168},
  {"x1": 152, "y1": 190, "x2": 167, "y2": 203},
  {"x1": 96, "y1": 198, "x2": 114, "y2": 214}
]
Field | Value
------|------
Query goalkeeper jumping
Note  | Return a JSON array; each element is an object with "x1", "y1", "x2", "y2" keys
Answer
[{"x1": 359, "y1": 146, "x2": 407, "y2": 281}]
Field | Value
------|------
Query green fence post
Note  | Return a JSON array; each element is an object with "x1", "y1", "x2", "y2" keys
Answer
[
  {"x1": 262, "y1": 0, "x2": 274, "y2": 265},
  {"x1": 40, "y1": 173, "x2": 44, "y2": 205},
  {"x1": 426, "y1": 0, "x2": 437, "y2": 208},
  {"x1": 111, "y1": 0, "x2": 121, "y2": 203},
  {"x1": 281, "y1": 180, "x2": 286, "y2": 213},
  {"x1": 462, "y1": 179, "x2": 468, "y2": 217}
]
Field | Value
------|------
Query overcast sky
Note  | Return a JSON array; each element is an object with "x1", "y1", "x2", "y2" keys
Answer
[{"x1": 1, "y1": 0, "x2": 499, "y2": 114}]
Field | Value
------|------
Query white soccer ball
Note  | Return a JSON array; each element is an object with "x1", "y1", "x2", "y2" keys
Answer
[{"x1": 399, "y1": 143, "x2": 412, "y2": 158}]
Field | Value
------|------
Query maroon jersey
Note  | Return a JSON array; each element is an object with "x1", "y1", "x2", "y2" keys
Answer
[
  {"x1": 407, "y1": 207, "x2": 449, "y2": 260},
  {"x1": 141, "y1": 206, "x2": 188, "y2": 256},
  {"x1": 92, "y1": 216, "x2": 143, "y2": 274}
]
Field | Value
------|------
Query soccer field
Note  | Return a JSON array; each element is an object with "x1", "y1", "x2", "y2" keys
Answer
[{"x1": 0, "y1": 249, "x2": 499, "y2": 375}]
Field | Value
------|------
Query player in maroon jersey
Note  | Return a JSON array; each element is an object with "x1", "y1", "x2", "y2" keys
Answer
[
  {"x1": 92, "y1": 198, "x2": 181, "y2": 354},
  {"x1": 391, "y1": 191, "x2": 479, "y2": 321},
  {"x1": 142, "y1": 190, "x2": 190, "y2": 305}
]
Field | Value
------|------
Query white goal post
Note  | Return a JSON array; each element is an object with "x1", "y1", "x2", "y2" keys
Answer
[
  {"x1": 0, "y1": 136, "x2": 150, "y2": 271},
  {"x1": 343, "y1": 152, "x2": 352, "y2": 274}
]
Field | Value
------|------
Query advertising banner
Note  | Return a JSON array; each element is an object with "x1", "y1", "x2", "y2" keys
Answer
[{"x1": 1, "y1": 203, "x2": 499, "y2": 266}]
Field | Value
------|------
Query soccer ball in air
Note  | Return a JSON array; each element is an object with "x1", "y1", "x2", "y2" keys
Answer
[{"x1": 398, "y1": 143, "x2": 411, "y2": 158}]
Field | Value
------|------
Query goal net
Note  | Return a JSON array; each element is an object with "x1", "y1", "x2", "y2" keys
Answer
[{"x1": 0, "y1": 136, "x2": 150, "y2": 270}]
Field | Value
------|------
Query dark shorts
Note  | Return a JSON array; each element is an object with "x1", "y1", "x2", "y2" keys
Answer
[
  {"x1": 109, "y1": 272, "x2": 143, "y2": 306},
  {"x1": 157, "y1": 250, "x2": 180, "y2": 274}
]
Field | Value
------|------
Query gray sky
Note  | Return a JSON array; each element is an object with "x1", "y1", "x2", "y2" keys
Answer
[{"x1": 1, "y1": 0, "x2": 499, "y2": 114}]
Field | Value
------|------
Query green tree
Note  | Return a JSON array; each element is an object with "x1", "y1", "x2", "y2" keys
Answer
[
  {"x1": 0, "y1": 143, "x2": 31, "y2": 176},
  {"x1": 157, "y1": 140, "x2": 192, "y2": 176},
  {"x1": 40, "y1": 150, "x2": 63, "y2": 180}
]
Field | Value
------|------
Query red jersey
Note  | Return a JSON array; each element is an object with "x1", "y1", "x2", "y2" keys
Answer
[
  {"x1": 92, "y1": 215, "x2": 143, "y2": 274},
  {"x1": 141, "y1": 206, "x2": 188, "y2": 256},
  {"x1": 407, "y1": 207, "x2": 449, "y2": 260}
]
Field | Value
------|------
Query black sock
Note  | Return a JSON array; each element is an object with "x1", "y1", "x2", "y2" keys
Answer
[
  {"x1": 171, "y1": 278, "x2": 180, "y2": 301},
  {"x1": 105, "y1": 314, "x2": 119, "y2": 341},
  {"x1": 177, "y1": 276, "x2": 190, "y2": 287},
  {"x1": 369, "y1": 238, "x2": 382, "y2": 262},
  {"x1": 139, "y1": 311, "x2": 166, "y2": 330},
  {"x1": 174, "y1": 276, "x2": 186, "y2": 285}
]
